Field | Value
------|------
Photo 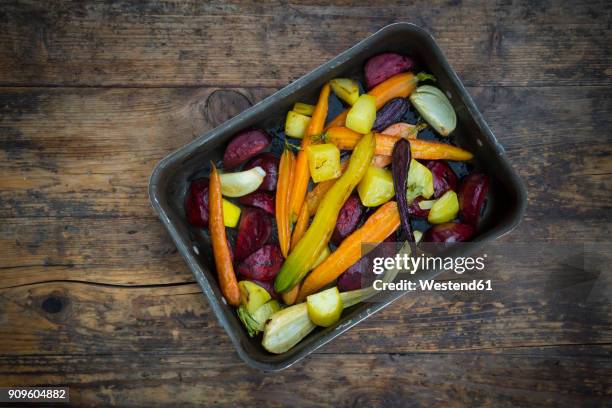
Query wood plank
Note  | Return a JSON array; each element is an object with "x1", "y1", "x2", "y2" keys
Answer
[
  {"x1": 0, "y1": 346, "x2": 609, "y2": 407},
  {"x1": 0, "y1": 1, "x2": 609, "y2": 87}
]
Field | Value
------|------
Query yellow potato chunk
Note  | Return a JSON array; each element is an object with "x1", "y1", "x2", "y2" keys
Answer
[
  {"x1": 346, "y1": 94, "x2": 376, "y2": 134},
  {"x1": 285, "y1": 111, "x2": 311, "y2": 139},
  {"x1": 330, "y1": 78, "x2": 360, "y2": 105},
  {"x1": 357, "y1": 166, "x2": 395, "y2": 207},
  {"x1": 222, "y1": 199, "x2": 241, "y2": 228},
  {"x1": 307, "y1": 143, "x2": 342, "y2": 183}
]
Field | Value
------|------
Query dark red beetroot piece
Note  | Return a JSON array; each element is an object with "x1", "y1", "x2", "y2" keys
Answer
[
  {"x1": 244, "y1": 153, "x2": 279, "y2": 191},
  {"x1": 238, "y1": 191, "x2": 275, "y2": 215},
  {"x1": 423, "y1": 222, "x2": 475, "y2": 243},
  {"x1": 337, "y1": 235, "x2": 395, "y2": 292},
  {"x1": 331, "y1": 195, "x2": 364, "y2": 246},
  {"x1": 427, "y1": 161, "x2": 458, "y2": 198},
  {"x1": 237, "y1": 245, "x2": 284, "y2": 282},
  {"x1": 223, "y1": 129, "x2": 271, "y2": 170},
  {"x1": 458, "y1": 172, "x2": 489, "y2": 225},
  {"x1": 234, "y1": 208, "x2": 272, "y2": 262},
  {"x1": 364, "y1": 52, "x2": 414, "y2": 90},
  {"x1": 185, "y1": 178, "x2": 210, "y2": 227},
  {"x1": 408, "y1": 196, "x2": 430, "y2": 218},
  {"x1": 372, "y1": 98, "x2": 409, "y2": 132}
]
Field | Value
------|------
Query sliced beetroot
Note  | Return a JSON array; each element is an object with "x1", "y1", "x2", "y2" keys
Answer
[
  {"x1": 238, "y1": 191, "x2": 275, "y2": 215},
  {"x1": 237, "y1": 245, "x2": 284, "y2": 281},
  {"x1": 427, "y1": 161, "x2": 458, "y2": 198},
  {"x1": 234, "y1": 208, "x2": 272, "y2": 261},
  {"x1": 185, "y1": 178, "x2": 209, "y2": 227},
  {"x1": 364, "y1": 52, "x2": 414, "y2": 90},
  {"x1": 244, "y1": 153, "x2": 279, "y2": 191},
  {"x1": 338, "y1": 257, "x2": 369, "y2": 292},
  {"x1": 223, "y1": 129, "x2": 271, "y2": 170},
  {"x1": 331, "y1": 195, "x2": 364, "y2": 246},
  {"x1": 408, "y1": 196, "x2": 430, "y2": 218},
  {"x1": 458, "y1": 172, "x2": 490, "y2": 225},
  {"x1": 423, "y1": 222, "x2": 475, "y2": 243}
]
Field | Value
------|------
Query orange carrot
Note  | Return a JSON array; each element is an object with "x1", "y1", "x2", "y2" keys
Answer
[
  {"x1": 281, "y1": 284, "x2": 300, "y2": 305},
  {"x1": 276, "y1": 149, "x2": 295, "y2": 258},
  {"x1": 297, "y1": 201, "x2": 401, "y2": 301},
  {"x1": 381, "y1": 122, "x2": 419, "y2": 139},
  {"x1": 325, "y1": 127, "x2": 473, "y2": 161},
  {"x1": 209, "y1": 164, "x2": 241, "y2": 306},
  {"x1": 325, "y1": 73, "x2": 418, "y2": 130},
  {"x1": 371, "y1": 154, "x2": 392, "y2": 168},
  {"x1": 289, "y1": 83, "x2": 331, "y2": 221},
  {"x1": 290, "y1": 204, "x2": 310, "y2": 250}
]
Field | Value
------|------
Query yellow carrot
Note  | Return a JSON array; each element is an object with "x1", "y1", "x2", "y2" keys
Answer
[{"x1": 289, "y1": 83, "x2": 331, "y2": 221}]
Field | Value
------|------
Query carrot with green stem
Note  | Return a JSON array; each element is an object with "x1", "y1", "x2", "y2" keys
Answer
[
  {"x1": 289, "y1": 83, "x2": 331, "y2": 222},
  {"x1": 276, "y1": 148, "x2": 295, "y2": 258},
  {"x1": 209, "y1": 164, "x2": 241, "y2": 306}
]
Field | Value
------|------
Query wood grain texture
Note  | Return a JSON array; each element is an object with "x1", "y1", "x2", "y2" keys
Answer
[{"x1": 1, "y1": 0, "x2": 611, "y2": 406}]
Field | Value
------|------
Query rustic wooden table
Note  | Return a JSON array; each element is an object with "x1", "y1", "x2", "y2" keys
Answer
[{"x1": 1, "y1": 1, "x2": 611, "y2": 406}]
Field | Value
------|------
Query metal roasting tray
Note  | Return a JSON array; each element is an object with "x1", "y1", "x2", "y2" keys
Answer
[{"x1": 148, "y1": 23, "x2": 527, "y2": 371}]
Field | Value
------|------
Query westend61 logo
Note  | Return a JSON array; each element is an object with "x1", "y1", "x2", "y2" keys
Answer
[{"x1": 370, "y1": 251, "x2": 492, "y2": 292}]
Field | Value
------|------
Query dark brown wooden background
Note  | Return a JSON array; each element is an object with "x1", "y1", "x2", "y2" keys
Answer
[{"x1": 1, "y1": 1, "x2": 611, "y2": 407}]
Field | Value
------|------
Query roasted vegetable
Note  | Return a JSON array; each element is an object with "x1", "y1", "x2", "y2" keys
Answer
[
  {"x1": 285, "y1": 111, "x2": 311, "y2": 138},
  {"x1": 234, "y1": 207, "x2": 272, "y2": 261},
  {"x1": 423, "y1": 222, "x2": 475, "y2": 243},
  {"x1": 331, "y1": 195, "x2": 364, "y2": 245},
  {"x1": 392, "y1": 138, "x2": 415, "y2": 243},
  {"x1": 185, "y1": 178, "x2": 210, "y2": 227},
  {"x1": 325, "y1": 72, "x2": 419, "y2": 130},
  {"x1": 427, "y1": 160, "x2": 458, "y2": 198},
  {"x1": 307, "y1": 287, "x2": 343, "y2": 327},
  {"x1": 458, "y1": 172, "x2": 490, "y2": 225},
  {"x1": 337, "y1": 257, "x2": 369, "y2": 292},
  {"x1": 290, "y1": 204, "x2": 310, "y2": 250},
  {"x1": 209, "y1": 165, "x2": 241, "y2": 306},
  {"x1": 237, "y1": 244, "x2": 284, "y2": 281},
  {"x1": 346, "y1": 94, "x2": 377, "y2": 134},
  {"x1": 238, "y1": 191, "x2": 275, "y2": 215},
  {"x1": 427, "y1": 190, "x2": 459, "y2": 224},
  {"x1": 381, "y1": 122, "x2": 419, "y2": 139},
  {"x1": 244, "y1": 153, "x2": 279, "y2": 192},
  {"x1": 239, "y1": 280, "x2": 272, "y2": 314},
  {"x1": 325, "y1": 126, "x2": 473, "y2": 161},
  {"x1": 276, "y1": 149, "x2": 295, "y2": 257},
  {"x1": 275, "y1": 132, "x2": 375, "y2": 293},
  {"x1": 406, "y1": 159, "x2": 434, "y2": 203},
  {"x1": 223, "y1": 129, "x2": 271, "y2": 170},
  {"x1": 307, "y1": 143, "x2": 342, "y2": 183},
  {"x1": 290, "y1": 83, "x2": 331, "y2": 221},
  {"x1": 372, "y1": 98, "x2": 409, "y2": 132},
  {"x1": 293, "y1": 102, "x2": 315, "y2": 116},
  {"x1": 408, "y1": 196, "x2": 431, "y2": 218},
  {"x1": 364, "y1": 52, "x2": 414, "y2": 90},
  {"x1": 298, "y1": 201, "x2": 400, "y2": 300},
  {"x1": 357, "y1": 166, "x2": 395, "y2": 207},
  {"x1": 238, "y1": 299, "x2": 281, "y2": 337},
  {"x1": 251, "y1": 279, "x2": 279, "y2": 300},
  {"x1": 330, "y1": 78, "x2": 360, "y2": 105},
  {"x1": 410, "y1": 85, "x2": 456, "y2": 136},
  {"x1": 219, "y1": 167, "x2": 266, "y2": 197},
  {"x1": 221, "y1": 199, "x2": 241, "y2": 228}
]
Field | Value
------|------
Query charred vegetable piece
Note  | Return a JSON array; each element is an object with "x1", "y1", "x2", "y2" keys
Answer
[
  {"x1": 358, "y1": 165, "x2": 395, "y2": 207},
  {"x1": 410, "y1": 85, "x2": 456, "y2": 136},
  {"x1": 285, "y1": 111, "x2": 311, "y2": 138},
  {"x1": 427, "y1": 190, "x2": 459, "y2": 224},
  {"x1": 346, "y1": 94, "x2": 377, "y2": 134},
  {"x1": 330, "y1": 78, "x2": 360, "y2": 105},
  {"x1": 364, "y1": 52, "x2": 414, "y2": 90},
  {"x1": 223, "y1": 129, "x2": 271, "y2": 170},
  {"x1": 307, "y1": 143, "x2": 342, "y2": 183},
  {"x1": 406, "y1": 159, "x2": 434, "y2": 203},
  {"x1": 307, "y1": 287, "x2": 343, "y2": 327},
  {"x1": 185, "y1": 178, "x2": 210, "y2": 227},
  {"x1": 427, "y1": 160, "x2": 458, "y2": 198},
  {"x1": 391, "y1": 138, "x2": 415, "y2": 243},
  {"x1": 423, "y1": 222, "x2": 475, "y2": 243},
  {"x1": 293, "y1": 102, "x2": 315, "y2": 116},
  {"x1": 458, "y1": 172, "x2": 490, "y2": 226},
  {"x1": 331, "y1": 195, "x2": 364, "y2": 246},
  {"x1": 234, "y1": 207, "x2": 272, "y2": 262},
  {"x1": 237, "y1": 244, "x2": 284, "y2": 281},
  {"x1": 239, "y1": 280, "x2": 272, "y2": 314},
  {"x1": 219, "y1": 167, "x2": 266, "y2": 197},
  {"x1": 275, "y1": 132, "x2": 375, "y2": 293},
  {"x1": 372, "y1": 98, "x2": 409, "y2": 132},
  {"x1": 244, "y1": 153, "x2": 279, "y2": 192},
  {"x1": 238, "y1": 191, "x2": 275, "y2": 215}
]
